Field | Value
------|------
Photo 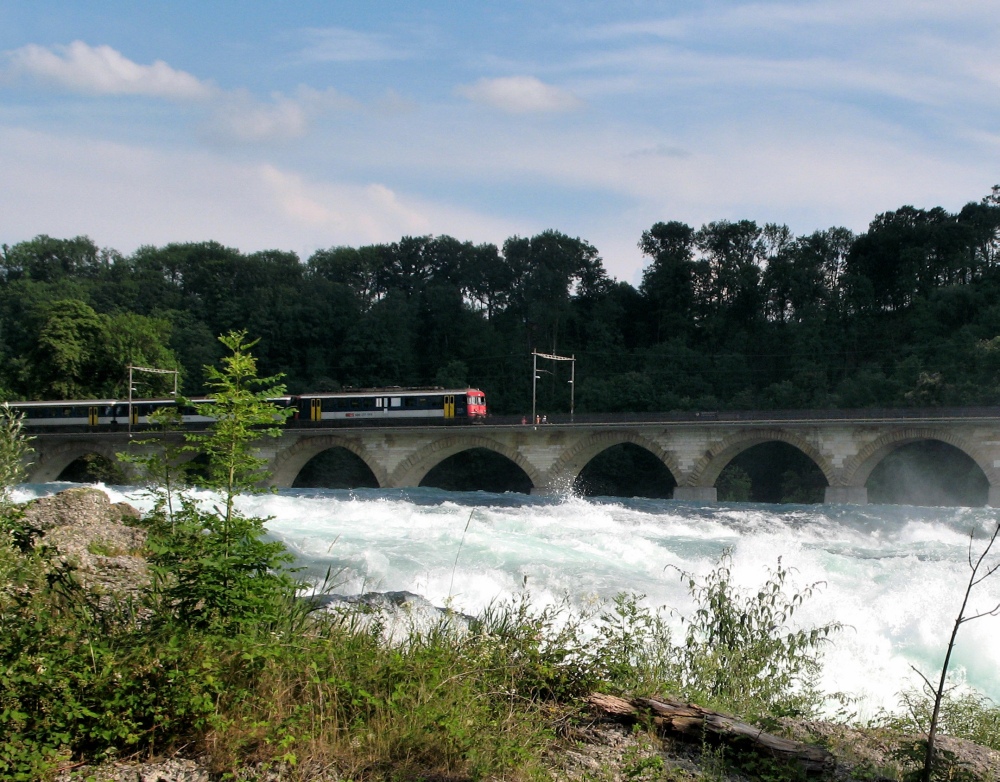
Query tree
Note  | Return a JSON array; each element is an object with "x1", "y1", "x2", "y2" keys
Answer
[
  {"x1": 307, "y1": 245, "x2": 384, "y2": 308},
  {"x1": 102, "y1": 312, "x2": 180, "y2": 397},
  {"x1": 0, "y1": 234, "x2": 110, "y2": 283},
  {"x1": 914, "y1": 521, "x2": 1000, "y2": 782},
  {"x1": 20, "y1": 300, "x2": 180, "y2": 399},
  {"x1": 146, "y1": 331, "x2": 296, "y2": 628},
  {"x1": 22, "y1": 299, "x2": 109, "y2": 399},
  {"x1": 505, "y1": 230, "x2": 608, "y2": 354},
  {"x1": 639, "y1": 221, "x2": 697, "y2": 340},
  {"x1": 694, "y1": 219, "x2": 767, "y2": 328}
]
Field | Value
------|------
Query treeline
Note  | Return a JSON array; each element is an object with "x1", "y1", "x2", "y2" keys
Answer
[{"x1": 2, "y1": 187, "x2": 1000, "y2": 414}]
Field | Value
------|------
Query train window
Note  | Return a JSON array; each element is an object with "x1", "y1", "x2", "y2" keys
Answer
[
  {"x1": 391, "y1": 397, "x2": 401, "y2": 407},
  {"x1": 376, "y1": 398, "x2": 383, "y2": 408}
]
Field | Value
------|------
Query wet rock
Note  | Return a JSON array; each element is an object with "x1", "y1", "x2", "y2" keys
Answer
[{"x1": 312, "y1": 590, "x2": 473, "y2": 643}]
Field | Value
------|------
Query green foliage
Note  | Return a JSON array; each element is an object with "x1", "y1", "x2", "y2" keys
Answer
[
  {"x1": 672, "y1": 551, "x2": 840, "y2": 719},
  {"x1": 23, "y1": 298, "x2": 108, "y2": 399},
  {"x1": 590, "y1": 593, "x2": 678, "y2": 695},
  {"x1": 185, "y1": 331, "x2": 291, "y2": 505},
  {"x1": 586, "y1": 553, "x2": 841, "y2": 720},
  {"x1": 881, "y1": 688, "x2": 1000, "y2": 751},
  {"x1": 14, "y1": 297, "x2": 180, "y2": 400},
  {"x1": 434, "y1": 358, "x2": 468, "y2": 387},
  {"x1": 892, "y1": 740, "x2": 979, "y2": 782},
  {"x1": 0, "y1": 404, "x2": 32, "y2": 512},
  {"x1": 726, "y1": 752, "x2": 811, "y2": 782},
  {"x1": 102, "y1": 311, "x2": 180, "y2": 397},
  {"x1": 0, "y1": 576, "x2": 577, "y2": 780},
  {"x1": 143, "y1": 331, "x2": 298, "y2": 629},
  {"x1": 144, "y1": 496, "x2": 297, "y2": 629},
  {"x1": 471, "y1": 594, "x2": 594, "y2": 702},
  {"x1": 716, "y1": 465, "x2": 752, "y2": 502},
  {"x1": 2, "y1": 193, "x2": 1000, "y2": 414}
]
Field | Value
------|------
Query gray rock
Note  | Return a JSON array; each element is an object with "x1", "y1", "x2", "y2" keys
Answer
[
  {"x1": 54, "y1": 757, "x2": 210, "y2": 782},
  {"x1": 23, "y1": 487, "x2": 149, "y2": 610},
  {"x1": 312, "y1": 590, "x2": 473, "y2": 644}
]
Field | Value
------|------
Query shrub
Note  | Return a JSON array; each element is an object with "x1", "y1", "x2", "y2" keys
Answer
[
  {"x1": 883, "y1": 688, "x2": 1000, "y2": 751},
  {"x1": 590, "y1": 592, "x2": 678, "y2": 696},
  {"x1": 136, "y1": 331, "x2": 299, "y2": 629},
  {"x1": 672, "y1": 550, "x2": 840, "y2": 719}
]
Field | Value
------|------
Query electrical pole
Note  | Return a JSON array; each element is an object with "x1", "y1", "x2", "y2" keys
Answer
[
  {"x1": 530, "y1": 350, "x2": 576, "y2": 422},
  {"x1": 127, "y1": 364, "x2": 180, "y2": 436}
]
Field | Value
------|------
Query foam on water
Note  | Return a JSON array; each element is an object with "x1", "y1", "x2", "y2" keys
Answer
[{"x1": 16, "y1": 483, "x2": 1000, "y2": 717}]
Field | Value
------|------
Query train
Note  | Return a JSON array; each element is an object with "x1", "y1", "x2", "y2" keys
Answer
[{"x1": 8, "y1": 387, "x2": 488, "y2": 430}]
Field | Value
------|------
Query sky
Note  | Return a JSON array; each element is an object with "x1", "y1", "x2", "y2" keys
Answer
[{"x1": 1, "y1": 1, "x2": 998, "y2": 284}]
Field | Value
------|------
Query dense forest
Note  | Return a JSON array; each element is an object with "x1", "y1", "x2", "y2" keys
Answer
[{"x1": 3, "y1": 186, "x2": 1000, "y2": 416}]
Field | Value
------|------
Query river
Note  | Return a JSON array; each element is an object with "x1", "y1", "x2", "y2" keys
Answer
[{"x1": 17, "y1": 483, "x2": 1000, "y2": 719}]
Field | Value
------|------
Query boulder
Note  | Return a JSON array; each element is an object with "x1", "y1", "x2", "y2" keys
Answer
[{"x1": 23, "y1": 487, "x2": 148, "y2": 607}]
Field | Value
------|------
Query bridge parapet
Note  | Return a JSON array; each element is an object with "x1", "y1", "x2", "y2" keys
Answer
[{"x1": 21, "y1": 409, "x2": 1000, "y2": 506}]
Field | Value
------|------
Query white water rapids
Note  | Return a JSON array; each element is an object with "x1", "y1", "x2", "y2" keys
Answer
[{"x1": 18, "y1": 484, "x2": 1000, "y2": 719}]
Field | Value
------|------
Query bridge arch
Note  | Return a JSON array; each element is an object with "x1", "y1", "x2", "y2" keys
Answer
[
  {"x1": 548, "y1": 430, "x2": 681, "y2": 490},
  {"x1": 687, "y1": 428, "x2": 835, "y2": 489},
  {"x1": 842, "y1": 428, "x2": 997, "y2": 489},
  {"x1": 28, "y1": 439, "x2": 128, "y2": 483},
  {"x1": 388, "y1": 434, "x2": 544, "y2": 490},
  {"x1": 269, "y1": 435, "x2": 387, "y2": 489}
]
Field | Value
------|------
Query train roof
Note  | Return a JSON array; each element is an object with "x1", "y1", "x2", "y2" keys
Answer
[
  {"x1": 296, "y1": 387, "x2": 483, "y2": 399},
  {"x1": 7, "y1": 399, "x2": 121, "y2": 407},
  {"x1": 6, "y1": 395, "x2": 294, "y2": 406}
]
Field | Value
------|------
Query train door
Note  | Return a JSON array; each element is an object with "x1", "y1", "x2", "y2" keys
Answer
[
  {"x1": 88, "y1": 406, "x2": 99, "y2": 426},
  {"x1": 443, "y1": 394, "x2": 455, "y2": 419},
  {"x1": 310, "y1": 398, "x2": 323, "y2": 422}
]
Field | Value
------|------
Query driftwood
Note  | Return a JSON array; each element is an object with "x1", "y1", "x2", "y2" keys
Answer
[{"x1": 587, "y1": 693, "x2": 834, "y2": 775}]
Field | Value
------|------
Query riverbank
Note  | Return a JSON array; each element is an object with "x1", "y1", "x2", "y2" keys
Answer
[
  {"x1": 47, "y1": 710, "x2": 1000, "y2": 781},
  {"x1": 5, "y1": 487, "x2": 1000, "y2": 781}
]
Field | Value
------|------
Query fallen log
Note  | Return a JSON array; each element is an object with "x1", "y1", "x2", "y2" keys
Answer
[{"x1": 587, "y1": 693, "x2": 834, "y2": 775}]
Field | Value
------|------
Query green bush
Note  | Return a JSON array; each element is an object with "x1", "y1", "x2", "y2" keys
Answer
[
  {"x1": 672, "y1": 551, "x2": 839, "y2": 719},
  {"x1": 880, "y1": 688, "x2": 1000, "y2": 751},
  {"x1": 590, "y1": 592, "x2": 678, "y2": 695},
  {"x1": 130, "y1": 331, "x2": 300, "y2": 630}
]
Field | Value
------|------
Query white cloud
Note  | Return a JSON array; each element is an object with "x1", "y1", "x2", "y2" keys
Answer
[
  {"x1": 0, "y1": 127, "x2": 518, "y2": 259},
  {"x1": 295, "y1": 85, "x2": 359, "y2": 112},
  {"x1": 204, "y1": 90, "x2": 309, "y2": 142},
  {"x1": 571, "y1": 1, "x2": 1000, "y2": 113},
  {"x1": 1, "y1": 41, "x2": 363, "y2": 144},
  {"x1": 589, "y1": 0, "x2": 1000, "y2": 41},
  {"x1": 457, "y1": 76, "x2": 582, "y2": 114},
  {"x1": 203, "y1": 85, "x2": 357, "y2": 143},
  {"x1": 2, "y1": 41, "x2": 213, "y2": 100},
  {"x1": 297, "y1": 27, "x2": 408, "y2": 63}
]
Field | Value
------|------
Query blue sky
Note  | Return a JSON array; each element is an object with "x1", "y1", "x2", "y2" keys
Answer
[{"x1": 1, "y1": 1, "x2": 998, "y2": 283}]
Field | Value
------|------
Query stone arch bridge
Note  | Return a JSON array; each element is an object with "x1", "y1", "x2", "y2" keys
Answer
[{"x1": 24, "y1": 408, "x2": 1000, "y2": 505}]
